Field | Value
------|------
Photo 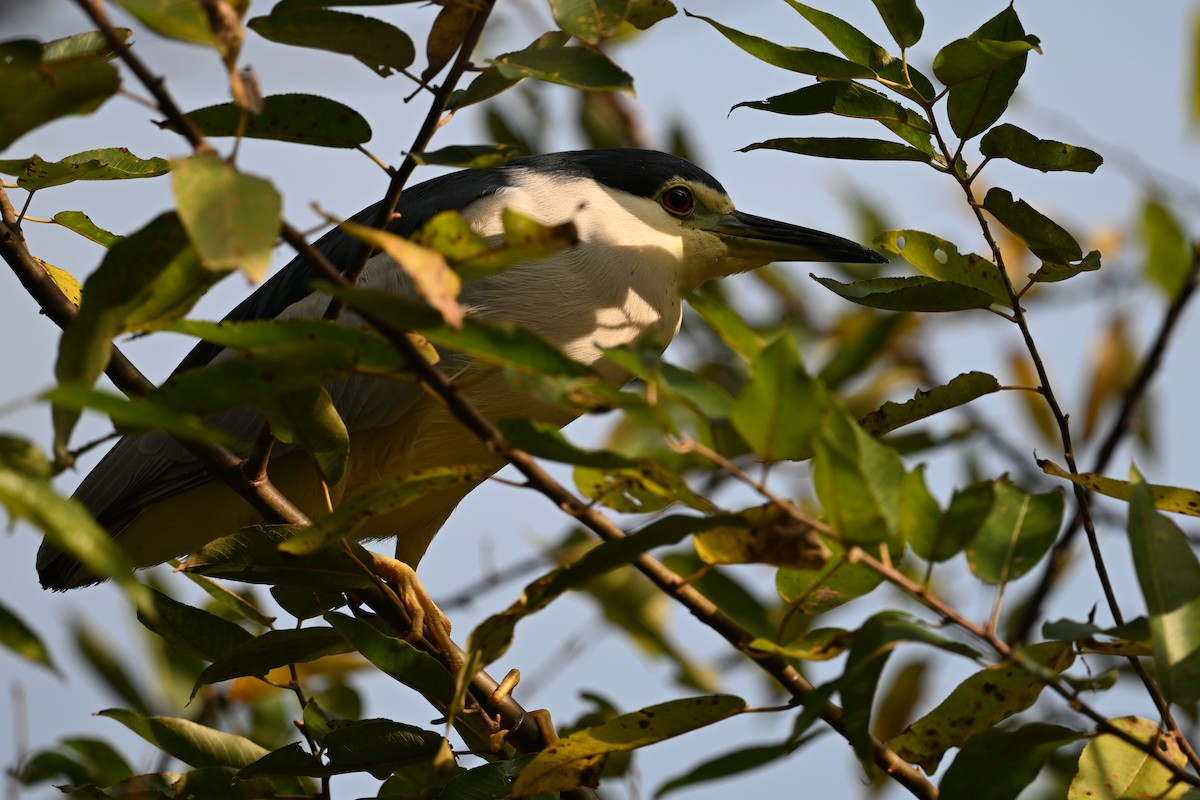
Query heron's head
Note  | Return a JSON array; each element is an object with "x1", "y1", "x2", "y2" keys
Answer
[{"x1": 490, "y1": 149, "x2": 886, "y2": 290}]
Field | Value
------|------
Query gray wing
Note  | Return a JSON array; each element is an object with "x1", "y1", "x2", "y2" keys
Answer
[{"x1": 61, "y1": 170, "x2": 505, "y2": 538}]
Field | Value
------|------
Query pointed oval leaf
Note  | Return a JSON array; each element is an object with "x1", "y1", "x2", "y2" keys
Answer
[
  {"x1": 860, "y1": 371, "x2": 1001, "y2": 437},
  {"x1": 1068, "y1": 717, "x2": 1189, "y2": 800},
  {"x1": 495, "y1": 45, "x2": 633, "y2": 93},
  {"x1": 870, "y1": 0, "x2": 923, "y2": 48},
  {"x1": 137, "y1": 588, "x2": 254, "y2": 662},
  {"x1": 979, "y1": 123, "x2": 1103, "y2": 173},
  {"x1": 512, "y1": 696, "x2": 746, "y2": 796},
  {"x1": 181, "y1": 94, "x2": 371, "y2": 147},
  {"x1": 52, "y1": 210, "x2": 122, "y2": 248},
  {"x1": 946, "y1": 7, "x2": 1032, "y2": 139},
  {"x1": 939, "y1": 723, "x2": 1084, "y2": 800},
  {"x1": 194, "y1": 628, "x2": 354, "y2": 692},
  {"x1": 172, "y1": 154, "x2": 281, "y2": 281},
  {"x1": 1039, "y1": 459, "x2": 1200, "y2": 517},
  {"x1": 339, "y1": 220, "x2": 462, "y2": 327},
  {"x1": 550, "y1": 0, "x2": 629, "y2": 44},
  {"x1": 740, "y1": 136, "x2": 931, "y2": 162},
  {"x1": 688, "y1": 12, "x2": 874, "y2": 79},
  {"x1": 693, "y1": 503, "x2": 828, "y2": 569},
  {"x1": 42, "y1": 29, "x2": 132, "y2": 61},
  {"x1": 776, "y1": 536, "x2": 885, "y2": 614},
  {"x1": 324, "y1": 612, "x2": 454, "y2": 705},
  {"x1": 0, "y1": 148, "x2": 168, "y2": 191},
  {"x1": 731, "y1": 334, "x2": 827, "y2": 462},
  {"x1": 1139, "y1": 197, "x2": 1193, "y2": 300},
  {"x1": 933, "y1": 37, "x2": 1039, "y2": 86},
  {"x1": 965, "y1": 477, "x2": 1063, "y2": 584},
  {"x1": 184, "y1": 526, "x2": 380, "y2": 590},
  {"x1": 875, "y1": 229, "x2": 1011, "y2": 306},
  {"x1": 43, "y1": 385, "x2": 239, "y2": 448},
  {"x1": 113, "y1": 0, "x2": 248, "y2": 48},
  {"x1": 100, "y1": 708, "x2": 268, "y2": 768},
  {"x1": 812, "y1": 409, "x2": 905, "y2": 545},
  {"x1": 262, "y1": 386, "x2": 348, "y2": 485},
  {"x1": 1128, "y1": 468, "x2": 1200, "y2": 704},
  {"x1": 410, "y1": 143, "x2": 522, "y2": 169},
  {"x1": 323, "y1": 719, "x2": 445, "y2": 777},
  {"x1": 0, "y1": 40, "x2": 120, "y2": 151},
  {"x1": 0, "y1": 599, "x2": 57, "y2": 671},
  {"x1": 982, "y1": 188, "x2": 1083, "y2": 265},
  {"x1": 888, "y1": 642, "x2": 1074, "y2": 773},
  {"x1": 812, "y1": 274, "x2": 995, "y2": 311},
  {"x1": 248, "y1": 8, "x2": 414, "y2": 75},
  {"x1": 626, "y1": 0, "x2": 675, "y2": 29}
]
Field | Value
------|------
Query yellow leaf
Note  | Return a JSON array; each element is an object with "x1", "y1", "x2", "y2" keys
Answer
[
  {"x1": 1040, "y1": 460, "x2": 1200, "y2": 517},
  {"x1": 39, "y1": 258, "x2": 82, "y2": 306}
]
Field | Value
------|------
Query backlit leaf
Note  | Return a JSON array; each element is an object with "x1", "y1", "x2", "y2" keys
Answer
[
  {"x1": 0, "y1": 599, "x2": 56, "y2": 671},
  {"x1": 410, "y1": 143, "x2": 522, "y2": 169},
  {"x1": 888, "y1": 642, "x2": 1074, "y2": 772},
  {"x1": 870, "y1": 0, "x2": 923, "y2": 49},
  {"x1": 0, "y1": 40, "x2": 119, "y2": 151},
  {"x1": 1128, "y1": 467, "x2": 1200, "y2": 704},
  {"x1": 901, "y1": 467, "x2": 995, "y2": 563},
  {"x1": 550, "y1": 0, "x2": 629, "y2": 44},
  {"x1": 875, "y1": 229, "x2": 1010, "y2": 306},
  {"x1": 1039, "y1": 460, "x2": 1200, "y2": 517},
  {"x1": 966, "y1": 477, "x2": 1063, "y2": 584},
  {"x1": 812, "y1": 409, "x2": 905, "y2": 545},
  {"x1": 262, "y1": 386, "x2": 348, "y2": 485},
  {"x1": 113, "y1": 0, "x2": 248, "y2": 49},
  {"x1": 340, "y1": 220, "x2": 462, "y2": 327},
  {"x1": 511, "y1": 695, "x2": 746, "y2": 796},
  {"x1": 776, "y1": 536, "x2": 884, "y2": 614},
  {"x1": 730, "y1": 334, "x2": 827, "y2": 462},
  {"x1": 1139, "y1": 197, "x2": 1193, "y2": 300},
  {"x1": 494, "y1": 45, "x2": 633, "y2": 93},
  {"x1": 1068, "y1": 717, "x2": 1189, "y2": 800},
  {"x1": 172, "y1": 154, "x2": 280, "y2": 281},
  {"x1": 693, "y1": 503, "x2": 828, "y2": 569},
  {"x1": 626, "y1": 0, "x2": 675, "y2": 29}
]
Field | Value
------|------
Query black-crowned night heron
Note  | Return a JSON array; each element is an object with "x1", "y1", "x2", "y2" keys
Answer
[{"x1": 37, "y1": 149, "x2": 884, "y2": 599}]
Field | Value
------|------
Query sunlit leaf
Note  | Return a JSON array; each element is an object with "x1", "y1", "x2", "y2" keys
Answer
[
  {"x1": 1068, "y1": 717, "x2": 1189, "y2": 800},
  {"x1": 248, "y1": 7, "x2": 414, "y2": 76},
  {"x1": 776, "y1": 536, "x2": 885, "y2": 614},
  {"x1": 1128, "y1": 467, "x2": 1200, "y2": 704},
  {"x1": 875, "y1": 230, "x2": 1011, "y2": 306},
  {"x1": 0, "y1": 149, "x2": 168, "y2": 191},
  {"x1": 113, "y1": 0, "x2": 248, "y2": 49},
  {"x1": 888, "y1": 642, "x2": 1074, "y2": 772},
  {"x1": 262, "y1": 386, "x2": 348, "y2": 485},
  {"x1": 172, "y1": 154, "x2": 280, "y2": 282},
  {"x1": 860, "y1": 371, "x2": 1001, "y2": 437},
  {"x1": 965, "y1": 477, "x2": 1063, "y2": 584},
  {"x1": 901, "y1": 467, "x2": 995, "y2": 563},
  {"x1": 52, "y1": 210, "x2": 122, "y2": 247},
  {"x1": 731, "y1": 334, "x2": 827, "y2": 462},
  {"x1": 511, "y1": 695, "x2": 746, "y2": 796},
  {"x1": 979, "y1": 124, "x2": 1103, "y2": 173},
  {"x1": 812, "y1": 409, "x2": 905, "y2": 545},
  {"x1": 494, "y1": 44, "x2": 633, "y2": 93},
  {"x1": 683, "y1": 284, "x2": 764, "y2": 360},
  {"x1": 1039, "y1": 460, "x2": 1200, "y2": 517},
  {"x1": 813, "y1": 274, "x2": 995, "y2": 311},
  {"x1": 747, "y1": 628, "x2": 853, "y2": 662},
  {"x1": 181, "y1": 94, "x2": 372, "y2": 147},
  {"x1": 550, "y1": 0, "x2": 629, "y2": 44},
  {"x1": 42, "y1": 29, "x2": 131, "y2": 61}
]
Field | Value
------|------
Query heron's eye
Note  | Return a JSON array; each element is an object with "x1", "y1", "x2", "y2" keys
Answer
[{"x1": 660, "y1": 186, "x2": 694, "y2": 216}]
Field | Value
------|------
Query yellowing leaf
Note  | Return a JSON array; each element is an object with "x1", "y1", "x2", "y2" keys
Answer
[
  {"x1": 39, "y1": 259, "x2": 82, "y2": 306},
  {"x1": 340, "y1": 221, "x2": 463, "y2": 328},
  {"x1": 1040, "y1": 460, "x2": 1200, "y2": 517},
  {"x1": 1068, "y1": 717, "x2": 1189, "y2": 800},
  {"x1": 694, "y1": 504, "x2": 829, "y2": 569}
]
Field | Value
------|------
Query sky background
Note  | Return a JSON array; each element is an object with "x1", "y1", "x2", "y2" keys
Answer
[{"x1": 2, "y1": 1, "x2": 1199, "y2": 798}]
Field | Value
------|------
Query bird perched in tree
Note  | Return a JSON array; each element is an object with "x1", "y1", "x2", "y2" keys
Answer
[{"x1": 37, "y1": 149, "x2": 883, "y2": 614}]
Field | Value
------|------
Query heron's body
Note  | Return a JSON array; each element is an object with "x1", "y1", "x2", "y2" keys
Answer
[{"x1": 38, "y1": 149, "x2": 884, "y2": 590}]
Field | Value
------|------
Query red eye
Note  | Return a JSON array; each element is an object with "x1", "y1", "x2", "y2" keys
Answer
[{"x1": 660, "y1": 186, "x2": 694, "y2": 215}]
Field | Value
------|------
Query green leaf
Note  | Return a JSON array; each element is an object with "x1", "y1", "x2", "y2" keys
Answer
[
  {"x1": 1128, "y1": 467, "x2": 1200, "y2": 705},
  {"x1": 731, "y1": 334, "x2": 827, "y2": 462},
  {"x1": 550, "y1": 0, "x2": 629, "y2": 44},
  {"x1": 1139, "y1": 197, "x2": 1193, "y2": 300},
  {"x1": 0, "y1": 599, "x2": 56, "y2": 671},
  {"x1": 512, "y1": 695, "x2": 746, "y2": 796},
  {"x1": 317, "y1": 719, "x2": 445, "y2": 778},
  {"x1": 740, "y1": 136, "x2": 931, "y2": 163},
  {"x1": 101, "y1": 708, "x2": 269, "y2": 768},
  {"x1": 683, "y1": 284, "x2": 764, "y2": 360},
  {"x1": 688, "y1": 12, "x2": 875, "y2": 80},
  {"x1": 574, "y1": 463, "x2": 714, "y2": 514},
  {"x1": 812, "y1": 274, "x2": 995, "y2": 311},
  {"x1": 171, "y1": 154, "x2": 281, "y2": 282},
  {"x1": 494, "y1": 45, "x2": 633, "y2": 93},
  {"x1": 901, "y1": 466, "x2": 995, "y2": 563},
  {"x1": 181, "y1": 94, "x2": 372, "y2": 148},
  {"x1": 280, "y1": 465, "x2": 491, "y2": 554},
  {"x1": 1039, "y1": 459, "x2": 1200, "y2": 517},
  {"x1": 983, "y1": 188, "x2": 1083, "y2": 265},
  {"x1": 783, "y1": 0, "x2": 934, "y2": 101},
  {"x1": 875, "y1": 229, "x2": 1011, "y2": 306},
  {"x1": 112, "y1": 0, "x2": 248, "y2": 49},
  {"x1": 184, "y1": 526, "x2": 380, "y2": 590},
  {"x1": 339, "y1": 220, "x2": 462, "y2": 327},
  {"x1": 1068, "y1": 716, "x2": 1190, "y2": 800},
  {"x1": 167, "y1": 318, "x2": 404, "y2": 373},
  {"x1": 965, "y1": 477, "x2": 1063, "y2": 584},
  {"x1": 52, "y1": 210, "x2": 122, "y2": 247},
  {"x1": 946, "y1": 7, "x2": 1032, "y2": 139},
  {"x1": 42, "y1": 29, "x2": 131, "y2": 61},
  {"x1": 1031, "y1": 249, "x2": 1102, "y2": 283},
  {"x1": 979, "y1": 124, "x2": 1103, "y2": 173},
  {"x1": 939, "y1": 723, "x2": 1084, "y2": 800},
  {"x1": 859, "y1": 371, "x2": 1001, "y2": 437},
  {"x1": 0, "y1": 40, "x2": 120, "y2": 151},
  {"x1": 194, "y1": 628, "x2": 354, "y2": 693},
  {"x1": 888, "y1": 642, "x2": 1074, "y2": 772},
  {"x1": 0, "y1": 149, "x2": 168, "y2": 191},
  {"x1": 812, "y1": 409, "x2": 905, "y2": 545},
  {"x1": 74, "y1": 626, "x2": 155, "y2": 715},
  {"x1": 870, "y1": 0, "x2": 923, "y2": 49},
  {"x1": 324, "y1": 612, "x2": 454, "y2": 706},
  {"x1": 261, "y1": 386, "x2": 348, "y2": 486},
  {"x1": 626, "y1": 0, "x2": 676, "y2": 29},
  {"x1": 248, "y1": 8, "x2": 414, "y2": 76},
  {"x1": 409, "y1": 143, "x2": 523, "y2": 169},
  {"x1": 747, "y1": 628, "x2": 853, "y2": 661},
  {"x1": 43, "y1": 384, "x2": 239, "y2": 448},
  {"x1": 933, "y1": 37, "x2": 1039, "y2": 86},
  {"x1": 842, "y1": 612, "x2": 979, "y2": 771},
  {"x1": 137, "y1": 588, "x2": 254, "y2": 662},
  {"x1": 776, "y1": 536, "x2": 885, "y2": 614},
  {"x1": 499, "y1": 418, "x2": 633, "y2": 468}
]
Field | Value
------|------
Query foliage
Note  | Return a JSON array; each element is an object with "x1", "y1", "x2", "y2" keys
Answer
[{"x1": 2, "y1": 2, "x2": 1200, "y2": 800}]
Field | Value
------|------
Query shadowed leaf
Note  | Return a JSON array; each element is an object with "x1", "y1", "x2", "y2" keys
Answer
[
  {"x1": 860, "y1": 371, "x2": 1001, "y2": 436},
  {"x1": 181, "y1": 94, "x2": 372, "y2": 147},
  {"x1": 249, "y1": 8, "x2": 414, "y2": 76},
  {"x1": 946, "y1": 7, "x2": 1032, "y2": 139},
  {"x1": 979, "y1": 124, "x2": 1103, "y2": 173},
  {"x1": 870, "y1": 0, "x2": 923, "y2": 48},
  {"x1": 966, "y1": 477, "x2": 1063, "y2": 584},
  {"x1": 0, "y1": 599, "x2": 56, "y2": 672},
  {"x1": 101, "y1": 708, "x2": 269, "y2": 768},
  {"x1": 939, "y1": 723, "x2": 1084, "y2": 800},
  {"x1": 741, "y1": 136, "x2": 931, "y2": 163},
  {"x1": 813, "y1": 274, "x2": 995, "y2": 311},
  {"x1": 688, "y1": 12, "x2": 874, "y2": 79}
]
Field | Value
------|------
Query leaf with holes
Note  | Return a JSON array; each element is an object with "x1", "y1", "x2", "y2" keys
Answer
[
  {"x1": 979, "y1": 123, "x2": 1102, "y2": 173},
  {"x1": 876, "y1": 230, "x2": 1010, "y2": 306}
]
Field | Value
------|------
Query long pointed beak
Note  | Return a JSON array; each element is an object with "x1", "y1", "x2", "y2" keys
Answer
[{"x1": 711, "y1": 210, "x2": 887, "y2": 265}]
